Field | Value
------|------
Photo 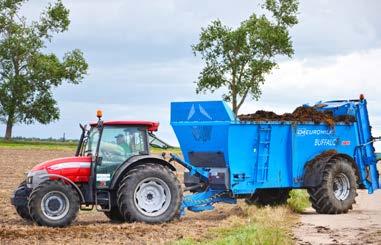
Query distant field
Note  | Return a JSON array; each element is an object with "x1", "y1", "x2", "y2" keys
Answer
[
  {"x1": 0, "y1": 140, "x2": 77, "y2": 150},
  {"x1": 0, "y1": 139, "x2": 182, "y2": 154}
]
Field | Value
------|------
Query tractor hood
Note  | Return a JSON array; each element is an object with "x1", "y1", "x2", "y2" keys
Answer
[
  {"x1": 32, "y1": 156, "x2": 92, "y2": 172},
  {"x1": 27, "y1": 156, "x2": 92, "y2": 188}
]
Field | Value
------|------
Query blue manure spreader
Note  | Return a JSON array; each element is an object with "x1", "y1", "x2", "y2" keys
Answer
[{"x1": 171, "y1": 95, "x2": 380, "y2": 215}]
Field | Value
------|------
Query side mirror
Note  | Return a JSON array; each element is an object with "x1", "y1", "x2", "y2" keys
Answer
[{"x1": 96, "y1": 156, "x2": 103, "y2": 166}]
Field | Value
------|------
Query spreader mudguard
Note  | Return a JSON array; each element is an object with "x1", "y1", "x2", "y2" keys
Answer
[{"x1": 304, "y1": 153, "x2": 360, "y2": 188}]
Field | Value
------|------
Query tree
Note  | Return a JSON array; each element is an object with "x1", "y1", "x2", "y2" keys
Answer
[
  {"x1": 0, "y1": 0, "x2": 88, "y2": 139},
  {"x1": 192, "y1": 0, "x2": 298, "y2": 115}
]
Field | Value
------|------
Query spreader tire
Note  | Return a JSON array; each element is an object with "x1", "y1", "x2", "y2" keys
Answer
[
  {"x1": 117, "y1": 163, "x2": 182, "y2": 223},
  {"x1": 308, "y1": 157, "x2": 357, "y2": 214},
  {"x1": 14, "y1": 181, "x2": 32, "y2": 221},
  {"x1": 245, "y1": 188, "x2": 290, "y2": 206},
  {"x1": 28, "y1": 181, "x2": 79, "y2": 227}
]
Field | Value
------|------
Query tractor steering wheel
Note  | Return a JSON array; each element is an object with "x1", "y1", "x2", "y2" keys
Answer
[{"x1": 100, "y1": 149, "x2": 113, "y2": 161}]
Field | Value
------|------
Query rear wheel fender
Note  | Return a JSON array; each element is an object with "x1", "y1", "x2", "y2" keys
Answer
[{"x1": 110, "y1": 155, "x2": 176, "y2": 190}]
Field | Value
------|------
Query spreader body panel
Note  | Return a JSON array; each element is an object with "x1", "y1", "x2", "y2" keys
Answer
[{"x1": 171, "y1": 99, "x2": 379, "y2": 195}]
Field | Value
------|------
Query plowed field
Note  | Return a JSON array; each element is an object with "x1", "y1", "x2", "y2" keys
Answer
[{"x1": 0, "y1": 148, "x2": 249, "y2": 244}]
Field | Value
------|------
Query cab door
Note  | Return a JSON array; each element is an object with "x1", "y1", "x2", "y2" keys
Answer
[{"x1": 96, "y1": 126, "x2": 148, "y2": 188}]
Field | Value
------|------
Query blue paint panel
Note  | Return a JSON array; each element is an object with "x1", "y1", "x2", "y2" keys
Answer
[{"x1": 171, "y1": 101, "x2": 235, "y2": 123}]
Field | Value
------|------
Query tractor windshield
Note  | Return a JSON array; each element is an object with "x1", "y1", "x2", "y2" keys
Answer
[
  {"x1": 97, "y1": 126, "x2": 148, "y2": 160},
  {"x1": 79, "y1": 125, "x2": 149, "y2": 159},
  {"x1": 85, "y1": 127, "x2": 100, "y2": 155}
]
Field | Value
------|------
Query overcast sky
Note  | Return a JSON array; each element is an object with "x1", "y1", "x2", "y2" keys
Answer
[{"x1": 3, "y1": 0, "x2": 381, "y2": 148}]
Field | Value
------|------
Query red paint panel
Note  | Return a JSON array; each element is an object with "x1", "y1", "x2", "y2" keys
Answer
[
  {"x1": 90, "y1": 121, "x2": 159, "y2": 131},
  {"x1": 31, "y1": 156, "x2": 92, "y2": 183}
]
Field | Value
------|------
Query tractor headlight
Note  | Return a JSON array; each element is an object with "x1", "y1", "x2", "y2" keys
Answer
[
  {"x1": 26, "y1": 170, "x2": 48, "y2": 189},
  {"x1": 27, "y1": 176, "x2": 33, "y2": 184}
]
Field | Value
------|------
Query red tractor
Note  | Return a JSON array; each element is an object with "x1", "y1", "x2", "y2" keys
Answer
[{"x1": 11, "y1": 111, "x2": 182, "y2": 227}]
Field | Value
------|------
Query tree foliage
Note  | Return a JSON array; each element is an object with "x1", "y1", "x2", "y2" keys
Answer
[
  {"x1": 0, "y1": 0, "x2": 88, "y2": 139},
  {"x1": 192, "y1": 0, "x2": 298, "y2": 115}
]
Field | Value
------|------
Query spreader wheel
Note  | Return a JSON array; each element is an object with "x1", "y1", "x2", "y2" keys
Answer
[
  {"x1": 308, "y1": 157, "x2": 357, "y2": 214},
  {"x1": 245, "y1": 188, "x2": 290, "y2": 206},
  {"x1": 117, "y1": 163, "x2": 182, "y2": 223},
  {"x1": 28, "y1": 181, "x2": 79, "y2": 227}
]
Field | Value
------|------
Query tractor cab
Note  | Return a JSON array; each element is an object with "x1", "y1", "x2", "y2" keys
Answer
[{"x1": 76, "y1": 116, "x2": 159, "y2": 189}]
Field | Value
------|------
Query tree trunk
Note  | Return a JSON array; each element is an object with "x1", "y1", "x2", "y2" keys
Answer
[
  {"x1": 232, "y1": 103, "x2": 238, "y2": 116},
  {"x1": 5, "y1": 117, "x2": 13, "y2": 140},
  {"x1": 232, "y1": 92, "x2": 238, "y2": 116}
]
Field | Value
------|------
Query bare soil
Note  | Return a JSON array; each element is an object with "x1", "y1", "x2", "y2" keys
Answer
[
  {"x1": 0, "y1": 148, "x2": 247, "y2": 244},
  {"x1": 239, "y1": 106, "x2": 356, "y2": 126},
  {"x1": 294, "y1": 190, "x2": 381, "y2": 244}
]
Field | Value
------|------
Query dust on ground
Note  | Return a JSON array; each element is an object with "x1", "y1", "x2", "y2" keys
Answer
[
  {"x1": 238, "y1": 106, "x2": 356, "y2": 126},
  {"x1": 293, "y1": 190, "x2": 381, "y2": 244},
  {"x1": 0, "y1": 148, "x2": 247, "y2": 244}
]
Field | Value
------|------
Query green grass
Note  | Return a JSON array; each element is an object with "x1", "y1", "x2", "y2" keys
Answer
[
  {"x1": 0, "y1": 139, "x2": 77, "y2": 150},
  {"x1": 198, "y1": 223, "x2": 290, "y2": 245},
  {"x1": 151, "y1": 146, "x2": 182, "y2": 155},
  {"x1": 287, "y1": 190, "x2": 310, "y2": 213},
  {"x1": 173, "y1": 190, "x2": 311, "y2": 245},
  {"x1": 173, "y1": 204, "x2": 297, "y2": 245}
]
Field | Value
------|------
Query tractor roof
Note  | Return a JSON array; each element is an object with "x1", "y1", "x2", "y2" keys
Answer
[{"x1": 90, "y1": 121, "x2": 159, "y2": 132}]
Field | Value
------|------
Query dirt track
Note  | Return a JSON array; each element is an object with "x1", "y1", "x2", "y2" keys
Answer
[{"x1": 294, "y1": 190, "x2": 381, "y2": 244}]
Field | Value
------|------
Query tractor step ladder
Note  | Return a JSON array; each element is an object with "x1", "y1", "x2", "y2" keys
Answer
[
  {"x1": 95, "y1": 190, "x2": 111, "y2": 212},
  {"x1": 256, "y1": 125, "x2": 271, "y2": 183}
]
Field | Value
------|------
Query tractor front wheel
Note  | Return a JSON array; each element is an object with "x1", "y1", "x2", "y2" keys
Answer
[
  {"x1": 13, "y1": 181, "x2": 32, "y2": 221},
  {"x1": 308, "y1": 157, "x2": 357, "y2": 214},
  {"x1": 28, "y1": 181, "x2": 79, "y2": 227},
  {"x1": 117, "y1": 163, "x2": 182, "y2": 223}
]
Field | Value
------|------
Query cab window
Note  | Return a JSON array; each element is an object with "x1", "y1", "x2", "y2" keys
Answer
[{"x1": 96, "y1": 126, "x2": 148, "y2": 187}]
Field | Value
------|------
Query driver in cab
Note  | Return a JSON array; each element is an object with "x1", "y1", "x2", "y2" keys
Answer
[
  {"x1": 115, "y1": 134, "x2": 132, "y2": 155},
  {"x1": 100, "y1": 133, "x2": 132, "y2": 159}
]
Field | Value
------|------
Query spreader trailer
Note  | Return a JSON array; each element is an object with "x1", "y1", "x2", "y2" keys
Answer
[
  {"x1": 11, "y1": 95, "x2": 381, "y2": 227},
  {"x1": 171, "y1": 95, "x2": 380, "y2": 214}
]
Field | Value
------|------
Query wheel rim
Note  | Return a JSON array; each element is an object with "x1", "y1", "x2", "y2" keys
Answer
[
  {"x1": 333, "y1": 173, "x2": 350, "y2": 200},
  {"x1": 41, "y1": 191, "x2": 70, "y2": 220},
  {"x1": 134, "y1": 177, "x2": 171, "y2": 217}
]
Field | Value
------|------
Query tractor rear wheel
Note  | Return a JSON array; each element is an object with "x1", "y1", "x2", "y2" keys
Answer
[
  {"x1": 28, "y1": 181, "x2": 79, "y2": 227},
  {"x1": 245, "y1": 188, "x2": 290, "y2": 206},
  {"x1": 308, "y1": 157, "x2": 357, "y2": 214},
  {"x1": 13, "y1": 181, "x2": 32, "y2": 221},
  {"x1": 117, "y1": 163, "x2": 182, "y2": 223}
]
